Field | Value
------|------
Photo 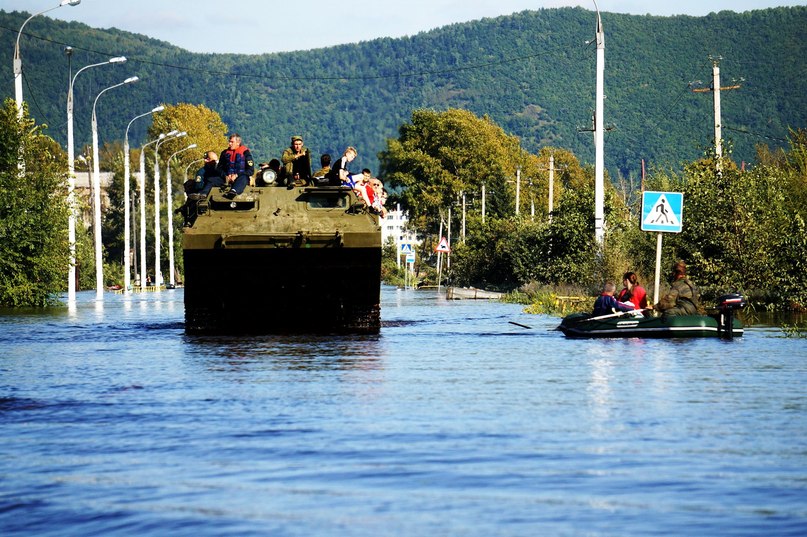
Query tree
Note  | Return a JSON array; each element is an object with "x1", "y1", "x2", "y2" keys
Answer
[
  {"x1": 379, "y1": 108, "x2": 540, "y2": 232},
  {"x1": 0, "y1": 99, "x2": 70, "y2": 307},
  {"x1": 640, "y1": 130, "x2": 807, "y2": 308},
  {"x1": 149, "y1": 103, "x2": 228, "y2": 169},
  {"x1": 140, "y1": 104, "x2": 229, "y2": 282}
]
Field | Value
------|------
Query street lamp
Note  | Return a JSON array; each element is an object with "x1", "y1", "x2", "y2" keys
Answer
[
  {"x1": 91, "y1": 75, "x2": 139, "y2": 299},
  {"x1": 154, "y1": 130, "x2": 186, "y2": 288},
  {"x1": 184, "y1": 158, "x2": 204, "y2": 183},
  {"x1": 124, "y1": 105, "x2": 164, "y2": 293},
  {"x1": 139, "y1": 133, "x2": 173, "y2": 290},
  {"x1": 165, "y1": 143, "x2": 198, "y2": 287},
  {"x1": 14, "y1": 0, "x2": 81, "y2": 118},
  {"x1": 66, "y1": 55, "x2": 126, "y2": 302}
]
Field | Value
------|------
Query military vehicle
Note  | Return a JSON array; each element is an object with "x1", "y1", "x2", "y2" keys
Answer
[{"x1": 182, "y1": 178, "x2": 381, "y2": 334}]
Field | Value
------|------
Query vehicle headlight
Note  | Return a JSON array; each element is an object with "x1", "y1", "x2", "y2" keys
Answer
[{"x1": 261, "y1": 169, "x2": 277, "y2": 185}]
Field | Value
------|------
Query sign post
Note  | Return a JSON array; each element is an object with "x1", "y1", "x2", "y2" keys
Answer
[
  {"x1": 405, "y1": 250, "x2": 415, "y2": 289},
  {"x1": 399, "y1": 242, "x2": 413, "y2": 270},
  {"x1": 435, "y1": 235, "x2": 450, "y2": 290},
  {"x1": 641, "y1": 191, "x2": 684, "y2": 303}
]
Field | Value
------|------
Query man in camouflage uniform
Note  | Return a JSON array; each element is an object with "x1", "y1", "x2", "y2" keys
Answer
[
  {"x1": 655, "y1": 260, "x2": 701, "y2": 316},
  {"x1": 281, "y1": 135, "x2": 312, "y2": 187}
]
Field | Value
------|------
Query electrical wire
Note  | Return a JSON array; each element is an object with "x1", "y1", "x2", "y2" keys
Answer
[
  {"x1": 723, "y1": 125, "x2": 788, "y2": 143},
  {"x1": 22, "y1": 70, "x2": 52, "y2": 125}
]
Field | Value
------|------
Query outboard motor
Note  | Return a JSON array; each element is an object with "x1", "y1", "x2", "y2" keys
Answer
[{"x1": 716, "y1": 293, "x2": 746, "y2": 340}]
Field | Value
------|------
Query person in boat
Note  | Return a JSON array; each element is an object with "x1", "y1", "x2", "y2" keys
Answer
[
  {"x1": 326, "y1": 146, "x2": 358, "y2": 186},
  {"x1": 617, "y1": 272, "x2": 648, "y2": 310},
  {"x1": 217, "y1": 133, "x2": 254, "y2": 200},
  {"x1": 281, "y1": 135, "x2": 312, "y2": 188},
  {"x1": 655, "y1": 260, "x2": 701, "y2": 316},
  {"x1": 593, "y1": 281, "x2": 634, "y2": 316}
]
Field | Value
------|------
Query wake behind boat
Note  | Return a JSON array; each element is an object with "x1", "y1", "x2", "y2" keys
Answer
[{"x1": 558, "y1": 293, "x2": 746, "y2": 339}]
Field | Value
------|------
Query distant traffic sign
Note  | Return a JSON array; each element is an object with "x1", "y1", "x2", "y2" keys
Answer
[
  {"x1": 642, "y1": 191, "x2": 683, "y2": 233},
  {"x1": 400, "y1": 243, "x2": 413, "y2": 254},
  {"x1": 435, "y1": 236, "x2": 450, "y2": 253}
]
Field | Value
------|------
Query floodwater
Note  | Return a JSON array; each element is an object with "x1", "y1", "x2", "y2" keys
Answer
[{"x1": 1, "y1": 286, "x2": 805, "y2": 536}]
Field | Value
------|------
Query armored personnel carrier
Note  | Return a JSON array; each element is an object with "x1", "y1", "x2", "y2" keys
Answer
[{"x1": 182, "y1": 182, "x2": 381, "y2": 334}]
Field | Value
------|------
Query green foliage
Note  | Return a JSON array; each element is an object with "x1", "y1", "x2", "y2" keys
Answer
[
  {"x1": 381, "y1": 237, "x2": 407, "y2": 287},
  {"x1": 2, "y1": 7, "x2": 804, "y2": 182},
  {"x1": 379, "y1": 108, "x2": 523, "y2": 231},
  {"x1": 0, "y1": 99, "x2": 69, "y2": 306},
  {"x1": 149, "y1": 103, "x2": 228, "y2": 166},
  {"x1": 645, "y1": 130, "x2": 807, "y2": 309},
  {"x1": 2, "y1": 8, "x2": 805, "y2": 308}
]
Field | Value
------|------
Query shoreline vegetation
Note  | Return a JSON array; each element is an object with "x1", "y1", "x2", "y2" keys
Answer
[
  {"x1": 380, "y1": 110, "x2": 806, "y2": 317},
  {"x1": 3, "y1": 107, "x2": 806, "y2": 318}
]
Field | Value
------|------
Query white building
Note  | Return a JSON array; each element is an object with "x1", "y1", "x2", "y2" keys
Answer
[{"x1": 381, "y1": 203, "x2": 419, "y2": 248}]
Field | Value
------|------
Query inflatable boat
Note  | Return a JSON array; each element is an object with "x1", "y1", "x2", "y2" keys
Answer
[{"x1": 558, "y1": 294, "x2": 745, "y2": 339}]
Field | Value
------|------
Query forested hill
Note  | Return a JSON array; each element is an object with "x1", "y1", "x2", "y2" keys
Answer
[{"x1": 1, "y1": 6, "x2": 805, "y2": 178}]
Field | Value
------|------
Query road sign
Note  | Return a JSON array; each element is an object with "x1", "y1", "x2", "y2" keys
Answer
[
  {"x1": 406, "y1": 253, "x2": 415, "y2": 264},
  {"x1": 400, "y1": 243, "x2": 413, "y2": 254},
  {"x1": 435, "y1": 236, "x2": 450, "y2": 253},
  {"x1": 641, "y1": 191, "x2": 683, "y2": 233}
]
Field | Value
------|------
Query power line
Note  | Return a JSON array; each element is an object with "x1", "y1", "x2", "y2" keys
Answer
[
  {"x1": 723, "y1": 125, "x2": 788, "y2": 143},
  {"x1": 22, "y1": 71, "x2": 52, "y2": 125}
]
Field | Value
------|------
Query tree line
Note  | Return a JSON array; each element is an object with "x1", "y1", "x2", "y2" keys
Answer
[
  {"x1": 1, "y1": 99, "x2": 805, "y2": 311},
  {"x1": 380, "y1": 109, "x2": 807, "y2": 312},
  {"x1": 0, "y1": 6, "x2": 805, "y2": 183}
]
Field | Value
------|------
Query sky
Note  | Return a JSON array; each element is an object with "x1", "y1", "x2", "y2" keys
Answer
[{"x1": 3, "y1": 0, "x2": 805, "y2": 55}]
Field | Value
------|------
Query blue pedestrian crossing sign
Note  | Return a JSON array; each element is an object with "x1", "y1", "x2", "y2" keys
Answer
[
  {"x1": 641, "y1": 191, "x2": 683, "y2": 233},
  {"x1": 400, "y1": 243, "x2": 413, "y2": 254}
]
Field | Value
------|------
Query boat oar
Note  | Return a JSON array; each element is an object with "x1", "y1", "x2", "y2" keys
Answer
[
  {"x1": 508, "y1": 321, "x2": 532, "y2": 329},
  {"x1": 575, "y1": 308, "x2": 649, "y2": 323}
]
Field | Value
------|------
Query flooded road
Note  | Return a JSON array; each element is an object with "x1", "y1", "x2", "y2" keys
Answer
[{"x1": 1, "y1": 286, "x2": 805, "y2": 535}]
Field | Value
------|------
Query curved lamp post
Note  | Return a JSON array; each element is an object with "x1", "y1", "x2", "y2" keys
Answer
[
  {"x1": 184, "y1": 158, "x2": 204, "y2": 184},
  {"x1": 66, "y1": 55, "x2": 126, "y2": 302},
  {"x1": 14, "y1": 0, "x2": 81, "y2": 118},
  {"x1": 91, "y1": 75, "x2": 139, "y2": 299},
  {"x1": 165, "y1": 144, "x2": 197, "y2": 287},
  {"x1": 139, "y1": 133, "x2": 172, "y2": 290},
  {"x1": 123, "y1": 105, "x2": 164, "y2": 293},
  {"x1": 154, "y1": 131, "x2": 186, "y2": 288}
]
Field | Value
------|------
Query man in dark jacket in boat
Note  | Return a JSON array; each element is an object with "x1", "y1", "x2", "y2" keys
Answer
[
  {"x1": 593, "y1": 281, "x2": 634, "y2": 316},
  {"x1": 655, "y1": 260, "x2": 701, "y2": 316}
]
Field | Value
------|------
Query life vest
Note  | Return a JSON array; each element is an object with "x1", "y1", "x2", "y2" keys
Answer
[{"x1": 223, "y1": 145, "x2": 249, "y2": 175}]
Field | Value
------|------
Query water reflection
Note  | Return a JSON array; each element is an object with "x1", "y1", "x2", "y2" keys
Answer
[{"x1": 1, "y1": 286, "x2": 805, "y2": 536}]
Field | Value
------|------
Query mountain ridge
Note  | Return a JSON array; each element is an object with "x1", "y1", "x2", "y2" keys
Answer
[{"x1": 1, "y1": 6, "x2": 805, "y2": 177}]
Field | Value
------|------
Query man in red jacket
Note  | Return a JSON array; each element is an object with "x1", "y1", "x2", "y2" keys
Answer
[{"x1": 217, "y1": 133, "x2": 254, "y2": 199}]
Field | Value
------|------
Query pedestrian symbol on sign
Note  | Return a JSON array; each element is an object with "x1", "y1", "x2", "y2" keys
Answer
[{"x1": 641, "y1": 191, "x2": 683, "y2": 233}]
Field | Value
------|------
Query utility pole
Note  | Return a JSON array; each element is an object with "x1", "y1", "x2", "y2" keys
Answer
[
  {"x1": 481, "y1": 183, "x2": 486, "y2": 223},
  {"x1": 461, "y1": 191, "x2": 466, "y2": 241},
  {"x1": 593, "y1": 1, "x2": 605, "y2": 245},
  {"x1": 515, "y1": 167, "x2": 521, "y2": 216},
  {"x1": 548, "y1": 154, "x2": 555, "y2": 223},
  {"x1": 692, "y1": 56, "x2": 741, "y2": 172}
]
